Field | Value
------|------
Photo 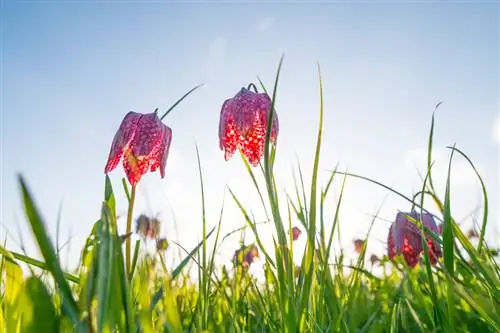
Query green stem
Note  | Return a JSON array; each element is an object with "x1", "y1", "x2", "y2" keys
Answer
[{"x1": 126, "y1": 185, "x2": 137, "y2": 275}]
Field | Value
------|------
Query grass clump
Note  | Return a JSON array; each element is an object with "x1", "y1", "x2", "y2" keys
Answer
[{"x1": 1, "y1": 57, "x2": 499, "y2": 332}]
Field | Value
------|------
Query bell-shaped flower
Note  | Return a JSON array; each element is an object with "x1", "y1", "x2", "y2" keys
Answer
[
  {"x1": 218, "y1": 87, "x2": 279, "y2": 166},
  {"x1": 291, "y1": 226, "x2": 302, "y2": 241},
  {"x1": 135, "y1": 214, "x2": 161, "y2": 240},
  {"x1": 353, "y1": 238, "x2": 365, "y2": 254},
  {"x1": 387, "y1": 211, "x2": 442, "y2": 267},
  {"x1": 369, "y1": 254, "x2": 380, "y2": 266},
  {"x1": 105, "y1": 111, "x2": 172, "y2": 186},
  {"x1": 156, "y1": 238, "x2": 169, "y2": 252}
]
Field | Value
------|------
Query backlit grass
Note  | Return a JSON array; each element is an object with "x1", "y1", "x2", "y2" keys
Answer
[{"x1": 1, "y1": 58, "x2": 499, "y2": 333}]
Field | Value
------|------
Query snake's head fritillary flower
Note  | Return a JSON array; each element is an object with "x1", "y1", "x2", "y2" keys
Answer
[
  {"x1": 245, "y1": 244, "x2": 260, "y2": 264},
  {"x1": 291, "y1": 226, "x2": 302, "y2": 241},
  {"x1": 156, "y1": 238, "x2": 169, "y2": 252},
  {"x1": 467, "y1": 228, "x2": 479, "y2": 239},
  {"x1": 369, "y1": 254, "x2": 380, "y2": 266},
  {"x1": 388, "y1": 211, "x2": 442, "y2": 267},
  {"x1": 218, "y1": 86, "x2": 279, "y2": 166},
  {"x1": 421, "y1": 212, "x2": 442, "y2": 265},
  {"x1": 353, "y1": 239, "x2": 365, "y2": 254},
  {"x1": 233, "y1": 243, "x2": 260, "y2": 268},
  {"x1": 388, "y1": 211, "x2": 422, "y2": 268},
  {"x1": 135, "y1": 214, "x2": 161, "y2": 240},
  {"x1": 105, "y1": 111, "x2": 172, "y2": 186}
]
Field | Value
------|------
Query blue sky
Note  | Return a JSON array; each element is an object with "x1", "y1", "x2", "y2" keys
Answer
[{"x1": 2, "y1": 2, "x2": 498, "y2": 273}]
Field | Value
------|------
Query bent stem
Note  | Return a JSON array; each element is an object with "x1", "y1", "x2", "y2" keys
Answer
[
  {"x1": 247, "y1": 83, "x2": 259, "y2": 93},
  {"x1": 126, "y1": 185, "x2": 137, "y2": 276}
]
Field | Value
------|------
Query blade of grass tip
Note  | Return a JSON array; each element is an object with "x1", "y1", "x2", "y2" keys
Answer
[
  {"x1": 207, "y1": 199, "x2": 225, "y2": 285},
  {"x1": 129, "y1": 240, "x2": 140, "y2": 279},
  {"x1": 195, "y1": 144, "x2": 209, "y2": 328},
  {"x1": 426, "y1": 102, "x2": 442, "y2": 194},
  {"x1": 171, "y1": 225, "x2": 216, "y2": 280},
  {"x1": 319, "y1": 163, "x2": 339, "y2": 252},
  {"x1": 96, "y1": 203, "x2": 114, "y2": 332},
  {"x1": 332, "y1": 171, "x2": 440, "y2": 219},
  {"x1": 325, "y1": 168, "x2": 345, "y2": 267},
  {"x1": 291, "y1": 167, "x2": 307, "y2": 229},
  {"x1": 160, "y1": 84, "x2": 204, "y2": 120},
  {"x1": 121, "y1": 178, "x2": 131, "y2": 203},
  {"x1": 263, "y1": 53, "x2": 287, "y2": 247},
  {"x1": 227, "y1": 187, "x2": 275, "y2": 268},
  {"x1": 446, "y1": 146, "x2": 489, "y2": 253},
  {"x1": 298, "y1": 63, "x2": 324, "y2": 331},
  {"x1": 239, "y1": 150, "x2": 271, "y2": 221},
  {"x1": 417, "y1": 164, "x2": 445, "y2": 329},
  {"x1": 17, "y1": 175, "x2": 84, "y2": 329},
  {"x1": 0, "y1": 247, "x2": 80, "y2": 283},
  {"x1": 296, "y1": 158, "x2": 310, "y2": 224},
  {"x1": 442, "y1": 144, "x2": 455, "y2": 276},
  {"x1": 56, "y1": 198, "x2": 63, "y2": 261}
]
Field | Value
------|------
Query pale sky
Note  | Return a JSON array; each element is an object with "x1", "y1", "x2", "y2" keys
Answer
[{"x1": 2, "y1": 2, "x2": 499, "y2": 274}]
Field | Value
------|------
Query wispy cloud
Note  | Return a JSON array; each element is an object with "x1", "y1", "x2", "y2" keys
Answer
[{"x1": 255, "y1": 17, "x2": 275, "y2": 32}]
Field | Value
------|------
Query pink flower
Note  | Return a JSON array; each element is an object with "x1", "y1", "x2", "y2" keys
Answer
[
  {"x1": 291, "y1": 226, "x2": 302, "y2": 241},
  {"x1": 218, "y1": 87, "x2": 279, "y2": 166},
  {"x1": 105, "y1": 111, "x2": 172, "y2": 186},
  {"x1": 387, "y1": 211, "x2": 442, "y2": 267}
]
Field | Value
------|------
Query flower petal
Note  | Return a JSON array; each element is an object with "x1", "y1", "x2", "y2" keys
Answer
[
  {"x1": 105, "y1": 111, "x2": 142, "y2": 173},
  {"x1": 219, "y1": 99, "x2": 232, "y2": 150},
  {"x1": 130, "y1": 112, "x2": 164, "y2": 158},
  {"x1": 219, "y1": 102, "x2": 238, "y2": 161},
  {"x1": 159, "y1": 125, "x2": 172, "y2": 178},
  {"x1": 122, "y1": 148, "x2": 143, "y2": 186}
]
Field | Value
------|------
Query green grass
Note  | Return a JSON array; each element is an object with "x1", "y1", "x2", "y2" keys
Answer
[{"x1": 1, "y1": 58, "x2": 499, "y2": 333}]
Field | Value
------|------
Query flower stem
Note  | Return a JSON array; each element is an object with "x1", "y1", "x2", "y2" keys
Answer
[
  {"x1": 125, "y1": 185, "x2": 137, "y2": 275},
  {"x1": 247, "y1": 83, "x2": 258, "y2": 93}
]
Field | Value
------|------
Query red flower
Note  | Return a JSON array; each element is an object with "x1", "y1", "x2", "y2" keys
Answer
[
  {"x1": 218, "y1": 87, "x2": 279, "y2": 166},
  {"x1": 105, "y1": 111, "x2": 172, "y2": 186},
  {"x1": 387, "y1": 211, "x2": 442, "y2": 267},
  {"x1": 291, "y1": 226, "x2": 302, "y2": 241}
]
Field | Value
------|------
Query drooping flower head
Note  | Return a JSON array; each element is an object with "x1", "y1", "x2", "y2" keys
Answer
[
  {"x1": 291, "y1": 226, "x2": 302, "y2": 241},
  {"x1": 369, "y1": 254, "x2": 380, "y2": 266},
  {"x1": 467, "y1": 228, "x2": 479, "y2": 239},
  {"x1": 156, "y1": 238, "x2": 169, "y2": 252},
  {"x1": 218, "y1": 86, "x2": 279, "y2": 166},
  {"x1": 135, "y1": 214, "x2": 161, "y2": 240},
  {"x1": 232, "y1": 243, "x2": 260, "y2": 268},
  {"x1": 105, "y1": 111, "x2": 172, "y2": 186},
  {"x1": 353, "y1": 239, "x2": 365, "y2": 254},
  {"x1": 387, "y1": 211, "x2": 442, "y2": 268}
]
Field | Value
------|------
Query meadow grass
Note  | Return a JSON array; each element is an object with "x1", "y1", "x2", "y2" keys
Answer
[{"x1": 1, "y1": 57, "x2": 499, "y2": 332}]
